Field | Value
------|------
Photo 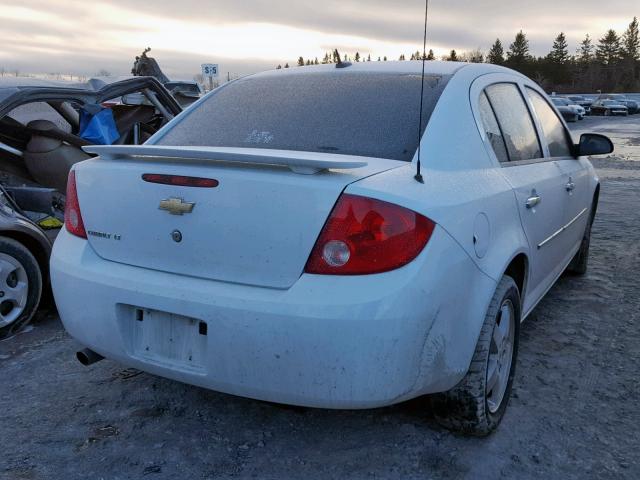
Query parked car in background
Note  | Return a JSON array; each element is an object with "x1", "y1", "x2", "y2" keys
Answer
[
  {"x1": 550, "y1": 97, "x2": 580, "y2": 122},
  {"x1": 596, "y1": 94, "x2": 638, "y2": 114},
  {"x1": 565, "y1": 95, "x2": 592, "y2": 115},
  {"x1": 551, "y1": 97, "x2": 584, "y2": 121},
  {"x1": 591, "y1": 99, "x2": 629, "y2": 116},
  {"x1": 52, "y1": 61, "x2": 612, "y2": 436}
]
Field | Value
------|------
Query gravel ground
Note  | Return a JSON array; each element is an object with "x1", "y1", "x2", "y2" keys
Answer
[{"x1": 1, "y1": 118, "x2": 639, "y2": 480}]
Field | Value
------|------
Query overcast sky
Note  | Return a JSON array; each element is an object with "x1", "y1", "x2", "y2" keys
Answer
[{"x1": 0, "y1": 0, "x2": 636, "y2": 80}]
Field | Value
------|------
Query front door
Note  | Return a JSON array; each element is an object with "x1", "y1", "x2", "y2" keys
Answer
[
  {"x1": 477, "y1": 82, "x2": 570, "y2": 313},
  {"x1": 525, "y1": 87, "x2": 590, "y2": 264}
]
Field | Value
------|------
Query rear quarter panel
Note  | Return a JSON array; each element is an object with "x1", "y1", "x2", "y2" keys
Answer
[{"x1": 348, "y1": 66, "x2": 529, "y2": 292}]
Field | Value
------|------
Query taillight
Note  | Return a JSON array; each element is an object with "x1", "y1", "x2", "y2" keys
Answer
[
  {"x1": 142, "y1": 173, "x2": 219, "y2": 188},
  {"x1": 305, "y1": 194, "x2": 435, "y2": 275},
  {"x1": 65, "y1": 170, "x2": 87, "y2": 239}
]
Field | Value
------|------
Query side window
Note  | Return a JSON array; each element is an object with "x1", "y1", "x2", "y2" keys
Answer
[
  {"x1": 485, "y1": 83, "x2": 542, "y2": 162},
  {"x1": 478, "y1": 92, "x2": 509, "y2": 163},
  {"x1": 526, "y1": 88, "x2": 573, "y2": 157}
]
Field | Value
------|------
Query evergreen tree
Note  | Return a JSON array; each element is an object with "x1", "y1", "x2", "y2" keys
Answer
[
  {"x1": 622, "y1": 17, "x2": 640, "y2": 61},
  {"x1": 399, "y1": 54, "x2": 405, "y2": 60},
  {"x1": 547, "y1": 32, "x2": 570, "y2": 85},
  {"x1": 506, "y1": 30, "x2": 533, "y2": 75},
  {"x1": 507, "y1": 30, "x2": 530, "y2": 63},
  {"x1": 447, "y1": 50, "x2": 458, "y2": 61},
  {"x1": 383, "y1": 56, "x2": 387, "y2": 61},
  {"x1": 487, "y1": 39, "x2": 505, "y2": 65},
  {"x1": 354, "y1": 52, "x2": 361, "y2": 62},
  {"x1": 276, "y1": 65, "x2": 282, "y2": 69},
  {"x1": 596, "y1": 29, "x2": 622, "y2": 64},
  {"x1": 426, "y1": 49, "x2": 435, "y2": 60},
  {"x1": 367, "y1": 54, "x2": 371, "y2": 61},
  {"x1": 284, "y1": 63, "x2": 289, "y2": 68},
  {"x1": 315, "y1": 57, "x2": 319, "y2": 65},
  {"x1": 297, "y1": 56, "x2": 305, "y2": 67},
  {"x1": 577, "y1": 34, "x2": 594, "y2": 63},
  {"x1": 549, "y1": 32, "x2": 569, "y2": 64}
]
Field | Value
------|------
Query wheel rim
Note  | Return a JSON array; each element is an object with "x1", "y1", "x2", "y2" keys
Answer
[
  {"x1": 0, "y1": 253, "x2": 29, "y2": 328},
  {"x1": 486, "y1": 299, "x2": 515, "y2": 414}
]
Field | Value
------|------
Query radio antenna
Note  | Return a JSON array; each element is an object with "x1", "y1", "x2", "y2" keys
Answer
[{"x1": 414, "y1": 0, "x2": 430, "y2": 184}]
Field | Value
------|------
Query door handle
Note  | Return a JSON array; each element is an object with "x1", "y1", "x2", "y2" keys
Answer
[{"x1": 526, "y1": 194, "x2": 541, "y2": 209}]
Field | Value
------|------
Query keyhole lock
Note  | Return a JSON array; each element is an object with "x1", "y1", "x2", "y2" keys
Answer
[{"x1": 171, "y1": 230, "x2": 183, "y2": 243}]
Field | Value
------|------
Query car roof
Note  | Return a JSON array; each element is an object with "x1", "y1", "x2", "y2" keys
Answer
[{"x1": 250, "y1": 60, "x2": 489, "y2": 80}]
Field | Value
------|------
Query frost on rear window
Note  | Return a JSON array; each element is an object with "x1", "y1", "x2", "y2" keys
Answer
[
  {"x1": 156, "y1": 72, "x2": 451, "y2": 162},
  {"x1": 244, "y1": 130, "x2": 274, "y2": 144}
]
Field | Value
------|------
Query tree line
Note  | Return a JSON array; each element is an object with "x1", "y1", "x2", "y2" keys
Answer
[{"x1": 280, "y1": 16, "x2": 640, "y2": 93}]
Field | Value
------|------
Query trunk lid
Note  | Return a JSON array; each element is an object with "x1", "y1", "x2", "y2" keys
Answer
[{"x1": 74, "y1": 147, "x2": 403, "y2": 289}]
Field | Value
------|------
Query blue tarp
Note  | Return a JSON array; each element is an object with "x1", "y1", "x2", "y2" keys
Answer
[{"x1": 79, "y1": 108, "x2": 119, "y2": 145}]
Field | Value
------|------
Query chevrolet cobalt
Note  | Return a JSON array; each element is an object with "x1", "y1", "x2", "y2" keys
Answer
[{"x1": 51, "y1": 62, "x2": 612, "y2": 435}]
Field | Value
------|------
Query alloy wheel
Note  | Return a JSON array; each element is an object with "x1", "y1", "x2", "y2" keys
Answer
[
  {"x1": 486, "y1": 299, "x2": 515, "y2": 413},
  {"x1": 0, "y1": 253, "x2": 29, "y2": 328}
]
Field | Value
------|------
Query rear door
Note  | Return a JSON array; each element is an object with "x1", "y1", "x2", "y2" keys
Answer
[
  {"x1": 477, "y1": 83, "x2": 568, "y2": 305},
  {"x1": 525, "y1": 87, "x2": 590, "y2": 258}
]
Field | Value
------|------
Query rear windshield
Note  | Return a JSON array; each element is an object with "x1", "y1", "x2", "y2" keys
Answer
[{"x1": 156, "y1": 72, "x2": 451, "y2": 162}]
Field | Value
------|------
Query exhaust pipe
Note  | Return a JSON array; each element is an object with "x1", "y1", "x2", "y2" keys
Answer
[{"x1": 76, "y1": 348, "x2": 104, "y2": 366}]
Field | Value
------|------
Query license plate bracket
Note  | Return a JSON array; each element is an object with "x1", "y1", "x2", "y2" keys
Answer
[{"x1": 128, "y1": 307, "x2": 207, "y2": 374}]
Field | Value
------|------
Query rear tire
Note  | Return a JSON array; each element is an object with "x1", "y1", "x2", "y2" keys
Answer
[
  {"x1": 567, "y1": 201, "x2": 596, "y2": 275},
  {"x1": 431, "y1": 276, "x2": 520, "y2": 436},
  {"x1": 0, "y1": 237, "x2": 42, "y2": 339}
]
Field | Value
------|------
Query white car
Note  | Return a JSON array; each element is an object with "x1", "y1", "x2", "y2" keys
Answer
[
  {"x1": 50, "y1": 62, "x2": 613, "y2": 435},
  {"x1": 551, "y1": 97, "x2": 585, "y2": 120}
]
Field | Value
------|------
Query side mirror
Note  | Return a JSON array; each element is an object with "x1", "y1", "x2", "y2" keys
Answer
[
  {"x1": 576, "y1": 133, "x2": 614, "y2": 157},
  {"x1": 121, "y1": 92, "x2": 149, "y2": 106}
]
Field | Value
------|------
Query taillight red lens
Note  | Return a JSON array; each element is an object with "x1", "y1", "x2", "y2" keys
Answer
[
  {"x1": 305, "y1": 194, "x2": 435, "y2": 275},
  {"x1": 64, "y1": 170, "x2": 87, "y2": 239},
  {"x1": 142, "y1": 173, "x2": 219, "y2": 188}
]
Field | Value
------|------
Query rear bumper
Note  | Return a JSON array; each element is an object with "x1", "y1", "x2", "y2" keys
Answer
[{"x1": 51, "y1": 228, "x2": 496, "y2": 409}]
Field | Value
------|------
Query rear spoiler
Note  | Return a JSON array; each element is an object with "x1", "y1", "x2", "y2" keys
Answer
[{"x1": 82, "y1": 145, "x2": 368, "y2": 175}]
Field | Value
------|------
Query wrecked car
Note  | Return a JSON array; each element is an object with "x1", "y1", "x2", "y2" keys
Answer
[{"x1": 0, "y1": 76, "x2": 181, "y2": 336}]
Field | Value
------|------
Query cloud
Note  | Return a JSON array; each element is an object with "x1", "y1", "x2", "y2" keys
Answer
[{"x1": 0, "y1": 0, "x2": 636, "y2": 78}]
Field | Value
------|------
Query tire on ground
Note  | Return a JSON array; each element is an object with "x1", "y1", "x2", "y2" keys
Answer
[
  {"x1": 430, "y1": 275, "x2": 521, "y2": 436},
  {"x1": 0, "y1": 236, "x2": 43, "y2": 339},
  {"x1": 567, "y1": 198, "x2": 597, "y2": 275}
]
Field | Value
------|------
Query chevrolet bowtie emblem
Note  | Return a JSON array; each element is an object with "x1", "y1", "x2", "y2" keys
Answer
[{"x1": 159, "y1": 197, "x2": 195, "y2": 215}]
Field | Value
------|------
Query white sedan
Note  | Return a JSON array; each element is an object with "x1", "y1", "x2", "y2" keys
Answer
[{"x1": 50, "y1": 61, "x2": 613, "y2": 435}]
